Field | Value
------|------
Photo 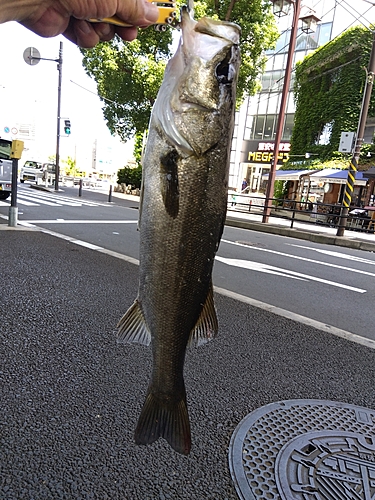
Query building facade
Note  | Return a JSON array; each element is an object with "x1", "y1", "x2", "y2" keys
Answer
[{"x1": 229, "y1": 0, "x2": 375, "y2": 193}]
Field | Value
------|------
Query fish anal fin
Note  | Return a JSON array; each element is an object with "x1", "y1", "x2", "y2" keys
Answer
[
  {"x1": 188, "y1": 282, "x2": 218, "y2": 347},
  {"x1": 117, "y1": 300, "x2": 151, "y2": 346},
  {"x1": 135, "y1": 392, "x2": 191, "y2": 455}
]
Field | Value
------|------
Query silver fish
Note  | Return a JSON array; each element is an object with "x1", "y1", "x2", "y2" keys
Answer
[{"x1": 117, "y1": 7, "x2": 241, "y2": 455}]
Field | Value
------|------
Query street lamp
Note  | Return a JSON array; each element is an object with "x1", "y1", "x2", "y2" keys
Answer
[
  {"x1": 272, "y1": 0, "x2": 293, "y2": 17},
  {"x1": 262, "y1": 0, "x2": 320, "y2": 223},
  {"x1": 24, "y1": 42, "x2": 63, "y2": 191},
  {"x1": 300, "y1": 13, "x2": 320, "y2": 34}
]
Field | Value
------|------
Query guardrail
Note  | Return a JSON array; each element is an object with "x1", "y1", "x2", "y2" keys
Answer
[{"x1": 227, "y1": 192, "x2": 375, "y2": 234}]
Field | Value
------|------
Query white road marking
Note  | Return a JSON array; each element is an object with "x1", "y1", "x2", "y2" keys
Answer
[
  {"x1": 0, "y1": 197, "x2": 38, "y2": 206},
  {"x1": 215, "y1": 286, "x2": 375, "y2": 350},
  {"x1": 287, "y1": 243, "x2": 375, "y2": 265},
  {"x1": 215, "y1": 256, "x2": 366, "y2": 293},
  {"x1": 2, "y1": 189, "x2": 111, "y2": 208},
  {"x1": 20, "y1": 219, "x2": 137, "y2": 224},
  {"x1": 13, "y1": 222, "x2": 373, "y2": 349},
  {"x1": 221, "y1": 239, "x2": 375, "y2": 278},
  {"x1": 17, "y1": 194, "x2": 62, "y2": 206}
]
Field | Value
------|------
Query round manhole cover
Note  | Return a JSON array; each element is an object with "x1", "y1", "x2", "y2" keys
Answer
[{"x1": 228, "y1": 399, "x2": 375, "y2": 500}]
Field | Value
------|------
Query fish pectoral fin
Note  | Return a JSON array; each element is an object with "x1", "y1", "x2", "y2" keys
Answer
[
  {"x1": 135, "y1": 392, "x2": 191, "y2": 455},
  {"x1": 117, "y1": 300, "x2": 151, "y2": 346},
  {"x1": 188, "y1": 282, "x2": 218, "y2": 347}
]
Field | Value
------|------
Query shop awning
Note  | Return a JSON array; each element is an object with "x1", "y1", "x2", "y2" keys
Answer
[
  {"x1": 309, "y1": 169, "x2": 367, "y2": 186},
  {"x1": 363, "y1": 167, "x2": 375, "y2": 179},
  {"x1": 262, "y1": 169, "x2": 314, "y2": 181}
]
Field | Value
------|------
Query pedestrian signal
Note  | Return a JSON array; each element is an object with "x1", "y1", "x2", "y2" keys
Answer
[{"x1": 64, "y1": 120, "x2": 71, "y2": 135}]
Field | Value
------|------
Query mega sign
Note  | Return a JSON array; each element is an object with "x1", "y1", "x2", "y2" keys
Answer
[{"x1": 247, "y1": 142, "x2": 290, "y2": 163}]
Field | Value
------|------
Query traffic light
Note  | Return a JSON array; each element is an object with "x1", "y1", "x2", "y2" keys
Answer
[{"x1": 64, "y1": 119, "x2": 71, "y2": 135}]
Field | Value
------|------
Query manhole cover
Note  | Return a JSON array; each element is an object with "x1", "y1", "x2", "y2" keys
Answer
[{"x1": 228, "y1": 399, "x2": 375, "y2": 500}]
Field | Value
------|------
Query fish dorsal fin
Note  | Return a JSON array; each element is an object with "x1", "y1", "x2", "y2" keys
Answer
[
  {"x1": 117, "y1": 300, "x2": 151, "y2": 346},
  {"x1": 188, "y1": 282, "x2": 218, "y2": 347}
]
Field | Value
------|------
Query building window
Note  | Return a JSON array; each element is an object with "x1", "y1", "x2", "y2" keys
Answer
[
  {"x1": 254, "y1": 115, "x2": 266, "y2": 138},
  {"x1": 283, "y1": 114, "x2": 294, "y2": 140},
  {"x1": 264, "y1": 115, "x2": 275, "y2": 139}
]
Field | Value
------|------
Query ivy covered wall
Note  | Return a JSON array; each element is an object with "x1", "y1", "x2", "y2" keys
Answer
[{"x1": 291, "y1": 26, "x2": 374, "y2": 162}]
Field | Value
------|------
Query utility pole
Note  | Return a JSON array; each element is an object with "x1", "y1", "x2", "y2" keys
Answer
[
  {"x1": 23, "y1": 42, "x2": 63, "y2": 191},
  {"x1": 337, "y1": 31, "x2": 375, "y2": 236},
  {"x1": 55, "y1": 42, "x2": 63, "y2": 191}
]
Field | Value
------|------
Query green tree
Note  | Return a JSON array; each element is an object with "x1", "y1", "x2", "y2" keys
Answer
[
  {"x1": 62, "y1": 156, "x2": 78, "y2": 176},
  {"x1": 81, "y1": 1, "x2": 278, "y2": 142},
  {"x1": 117, "y1": 165, "x2": 142, "y2": 188}
]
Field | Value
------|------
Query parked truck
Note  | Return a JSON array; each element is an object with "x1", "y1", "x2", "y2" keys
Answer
[{"x1": 0, "y1": 138, "x2": 12, "y2": 200}]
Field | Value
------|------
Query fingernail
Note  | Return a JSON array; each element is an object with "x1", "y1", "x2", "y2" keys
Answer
[{"x1": 144, "y1": 3, "x2": 159, "y2": 23}]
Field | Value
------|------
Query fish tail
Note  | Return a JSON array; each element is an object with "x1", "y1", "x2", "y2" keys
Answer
[{"x1": 135, "y1": 392, "x2": 191, "y2": 455}]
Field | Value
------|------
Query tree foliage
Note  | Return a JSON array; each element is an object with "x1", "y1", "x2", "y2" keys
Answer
[
  {"x1": 117, "y1": 165, "x2": 142, "y2": 187},
  {"x1": 81, "y1": 1, "x2": 278, "y2": 142},
  {"x1": 291, "y1": 26, "x2": 374, "y2": 163}
]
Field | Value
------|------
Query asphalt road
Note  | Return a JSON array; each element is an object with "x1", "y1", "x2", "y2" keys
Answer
[
  {"x1": 2, "y1": 228, "x2": 375, "y2": 499},
  {"x1": 2, "y1": 184, "x2": 374, "y2": 341}
]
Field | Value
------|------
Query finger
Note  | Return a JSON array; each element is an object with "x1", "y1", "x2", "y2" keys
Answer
[
  {"x1": 115, "y1": 26, "x2": 139, "y2": 42},
  {"x1": 72, "y1": 19, "x2": 101, "y2": 49},
  {"x1": 117, "y1": 0, "x2": 159, "y2": 25},
  {"x1": 91, "y1": 22, "x2": 116, "y2": 42}
]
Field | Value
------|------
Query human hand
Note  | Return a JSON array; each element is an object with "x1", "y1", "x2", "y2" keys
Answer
[{"x1": 1, "y1": 0, "x2": 159, "y2": 48}]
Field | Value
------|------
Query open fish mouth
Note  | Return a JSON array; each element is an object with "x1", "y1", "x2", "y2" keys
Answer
[{"x1": 152, "y1": 8, "x2": 240, "y2": 155}]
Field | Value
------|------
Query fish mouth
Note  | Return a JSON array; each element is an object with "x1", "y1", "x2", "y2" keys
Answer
[{"x1": 151, "y1": 8, "x2": 240, "y2": 155}]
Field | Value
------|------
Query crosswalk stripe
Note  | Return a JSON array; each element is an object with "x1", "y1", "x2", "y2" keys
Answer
[
  {"x1": 17, "y1": 194, "x2": 62, "y2": 206},
  {"x1": 9, "y1": 197, "x2": 39, "y2": 206},
  {"x1": 18, "y1": 192, "x2": 79, "y2": 206},
  {"x1": 23, "y1": 190, "x2": 109, "y2": 207},
  {"x1": 1, "y1": 188, "x2": 111, "y2": 207}
]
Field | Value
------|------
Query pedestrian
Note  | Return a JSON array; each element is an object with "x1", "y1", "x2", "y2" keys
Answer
[
  {"x1": 241, "y1": 178, "x2": 248, "y2": 192},
  {"x1": 0, "y1": 0, "x2": 159, "y2": 48}
]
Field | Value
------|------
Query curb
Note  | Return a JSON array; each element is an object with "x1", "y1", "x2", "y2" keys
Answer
[{"x1": 225, "y1": 217, "x2": 375, "y2": 252}]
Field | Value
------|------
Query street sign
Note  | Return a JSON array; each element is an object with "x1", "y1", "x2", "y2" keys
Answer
[{"x1": 23, "y1": 47, "x2": 41, "y2": 66}]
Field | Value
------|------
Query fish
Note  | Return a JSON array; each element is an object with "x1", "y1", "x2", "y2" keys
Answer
[{"x1": 117, "y1": 6, "x2": 241, "y2": 455}]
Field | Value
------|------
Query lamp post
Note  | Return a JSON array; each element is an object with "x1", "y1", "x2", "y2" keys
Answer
[{"x1": 262, "y1": 0, "x2": 319, "y2": 223}]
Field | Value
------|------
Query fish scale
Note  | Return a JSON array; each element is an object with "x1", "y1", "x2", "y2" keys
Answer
[{"x1": 117, "y1": 6, "x2": 241, "y2": 455}]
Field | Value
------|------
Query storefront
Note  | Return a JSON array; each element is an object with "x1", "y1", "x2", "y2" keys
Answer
[
  {"x1": 309, "y1": 170, "x2": 368, "y2": 205},
  {"x1": 239, "y1": 140, "x2": 291, "y2": 193}
]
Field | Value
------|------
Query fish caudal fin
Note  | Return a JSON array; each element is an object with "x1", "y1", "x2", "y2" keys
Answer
[
  {"x1": 117, "y1": 300, "x2": 151, "y2": 346},
  {"x1": 135, "y1": 392, "x2": 191, "y2": 455},
  {"x1": 188, "y1": 281, "x2": 218, "y2": 347}
]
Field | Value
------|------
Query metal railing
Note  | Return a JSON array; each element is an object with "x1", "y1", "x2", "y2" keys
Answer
[{"x1": 227, "y1": 192, "x2": 375, "y2": 234}]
